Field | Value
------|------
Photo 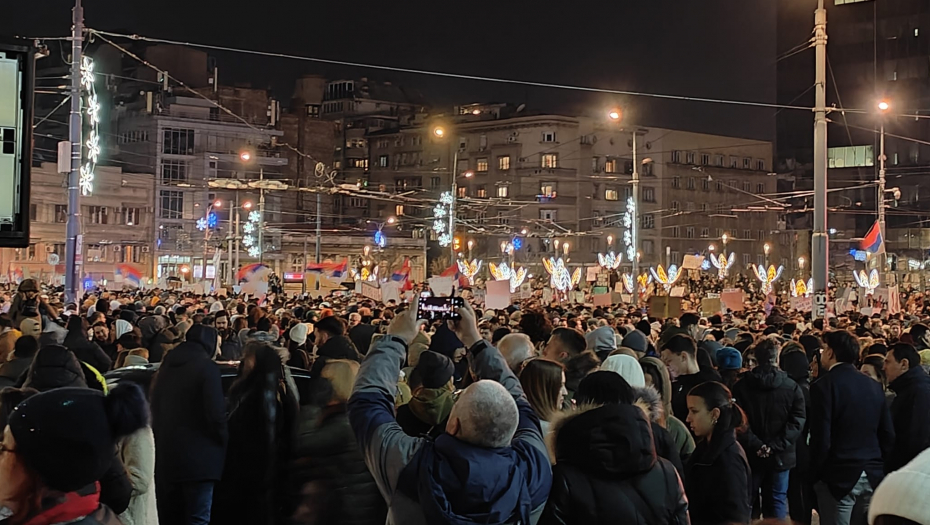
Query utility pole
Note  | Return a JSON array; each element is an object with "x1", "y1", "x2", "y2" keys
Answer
[
  {"x1": 631, "y1": 130, "x2": 640, "y2": 282},
  {"x1": 811, "y1": 0, "x2": 829, "y2": 320},
  {"x1": 64, "y1": 0, "x2": 83, "y2": 303},
  {"x1": 449, "y1": 150, "x2": 459, "y2": 264},
  {"x1": 258, "y1": 167, "x2": 264, "y2": 267},
  {"x1": 315, "y1": 192, "x2": 321, "y2": 263},
  {"x1": 878, "y1": 116, "x2": 887, "y2": 277}
]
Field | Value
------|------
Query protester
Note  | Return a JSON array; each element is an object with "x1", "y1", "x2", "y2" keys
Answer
[
  {"x1": 685, "y1": 381, "x2": 752, "y2": 525},
  {"x1": 780, "y1": 348, "x2": 816, "y2": 525},
  {"x1": 348, "y1": 312, "x2": 377, "y2": 355},
  {"x1": 395, "y1": 350, "x2": 456, "y2": 439},
  {"x1": 498, "y1": 333, "x2": 536, "y2": 373},
  {"x1": 640, "y1": 356, "x2": 696, "y2": 462},
  {"x1": 811, "y1": 330, "x2": 895, "y2": 525},
  {"x1": 661, "y1": 334, "x2": 722, "y2": 423},
  {"x1": 314, "y1": 315, "x2": 362, "y2": 362},
  {"x1": 347, "y1": 300, "x2": 552, "y2": 524},
  {"x1": 0, "y1": 384, "x2": 146, "y2": 525},
  {"x1": 116, "y1": 397, "x2": 158, "y2": 525},
  {"x1": 519, "y1": 358, "x2": 567, "y2": 435},
  {"x1": 151, "y1": 324, "x2": 228, "y2": 525},
  {"x1": 0, "y1": 335, "x2": 38, "y2": 389},
  {"x1": 884, "y1": 342, "x2": 930, "y2": 473},
  {"x1": 601, "y1": 354, "x2": 646, "y2": 388},
  {"x1": 63, "y1": 314, "x2": 112, "y2": 374},
  {"x1": 731, "y1": 337, "x2": 806, "y2": 520},
  {"x1": 585, "y1": 323, "x2": 617, "y2": 361}
]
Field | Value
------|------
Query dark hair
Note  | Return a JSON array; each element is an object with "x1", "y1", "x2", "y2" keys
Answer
[
  {"x1": 491, "y1": 327, "x2": 511, "y2": 345},
  {"x1": 679, "y1": 312, "x2": 700, "y2": 328},
  {"x1": 13, "y1": 335, "x2": 38, "y2": 359},
  {"x1": 861, "y1": 354, "x2": 888, "y2": 388},
  {"x1": 782, "y1": 322, "x2": 797, "y2": 336},
  {"x1": 519, "y1": 359, "x2": 565, "y2": 422},
  {"x1": 687, "y1": 381, "x2": 747, "y2": 435},
  {"x1": 909, "y1": 323, "x2": 929, "y2": 342},
  {"x1": 824, "y1": 330, "x2": 861, "y2": 364},
  {"x1": 315, "y1": 315, "x2": 345, "y2": 337},
  {"x1": 175, "y1": 306, "x2": 188, "y2": 317},
  {"x1": 228, "y1": 343, "x2": 284, "y2": 403},
  {"x1": 549, "y1": 327, "x2": 587, "y2": 358},
  {"x1": 753, "y1": 338, "x2": 781, "y2": 366},
  {"x1": 662, "y1": 334, "x2": 697, "y2": 357},
  {"x1": 518, "y1": 311, "x2": 553, "y2": 345},
  {"x1": 564, "y1": 351, "x2": 601, "y2": 392},
  {"x1": 256, "y1": 317, "x2": 273, "y2": 332},
  {"x1": 889, "y1": 343, "x2": 921, "y2": 372},
  {"x1": 575, "y1": 370, "x2": 634, "y2": 405}
]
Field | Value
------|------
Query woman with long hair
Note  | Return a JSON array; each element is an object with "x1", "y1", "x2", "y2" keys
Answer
[
  {"x1": 212, "y1": 343, "x2": 299, "y2": 525},
  {"x1": 685, "y1": 381, "x2": 752, "y2": 525},
  {"x1": 519, "y1": 358, "x2": 567, "y2": 434}
]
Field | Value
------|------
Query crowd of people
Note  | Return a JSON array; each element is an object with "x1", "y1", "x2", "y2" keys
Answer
[{"x1": 0, "y1": 275, "x2": 929, "y2": 525}]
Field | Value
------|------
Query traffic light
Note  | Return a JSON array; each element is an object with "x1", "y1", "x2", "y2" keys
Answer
[{"x1": 453, "y1": 237, "x2": 462, "y2": 251}]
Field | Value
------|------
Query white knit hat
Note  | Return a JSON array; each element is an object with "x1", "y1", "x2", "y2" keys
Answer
[
  {"x1": 289, "y1": 323, "x2": 309, "y2": 346},
  {"x1": 869, "y1": 448, "x2": 930, "y2": 524}
]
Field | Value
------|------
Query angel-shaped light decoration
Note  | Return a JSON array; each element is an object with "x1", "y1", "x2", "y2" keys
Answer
[
  {"x1": 488, "y1": 262, "x2": 528, "y2": 293},
  {"x1": 854, "y1": 268, "x2": 880, "y2": 295},
  {"x1": 752, "y1": 264, "x2": 784, "y2": 295},
  {"x1": 457, "y1": 259, "x2": 482, "y2": 285},
  {"x1": 597, "y1": 251, "x2": 622, "y2": 270},
  {"x1": 790, "y1": 278, "x2": 814, "y2": 298},
  {"x1": 622, "y1": 272, "x2": 654, "y2": 294},
  {"x1": 650, "y1": 264, "x2": 682, "y2": 291},
  {"x1": 710, "y1": 252, "x2": 736, "y2": 279},
  {"x1": 543, "y1": 257, "x2": 582, "y2": 292}
]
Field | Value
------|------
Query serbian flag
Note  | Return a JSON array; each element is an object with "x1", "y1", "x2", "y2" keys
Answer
[
  {"x1": 391, "y1": 259, "x2": 414, "y2": 291},
  {"x1": 306, "y1": 259, "x2": 348, "y2": 279},
  {"x1": 236, "y1": 263, "x2": 270, "y2": 282},
  {"x1": 115, "y1": 264, "x2": 143, "y2": 288},
  {"x1": 440, "y1": 263, "x2": 470, "y2": 289},
  {"x1": 860, "y1": 220, "x2": 885, "y2": 254}
]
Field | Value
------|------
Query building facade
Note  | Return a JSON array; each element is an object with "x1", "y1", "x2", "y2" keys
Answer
[{"x1": 0, "y1": 162, "x2": 155, "y2": 286}]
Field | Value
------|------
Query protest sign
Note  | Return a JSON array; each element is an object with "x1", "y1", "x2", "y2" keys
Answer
[{"x1": 485, "y1": 280, "x2": 512, "y2": 309}]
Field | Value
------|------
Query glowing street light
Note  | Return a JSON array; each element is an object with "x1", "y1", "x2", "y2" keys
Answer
[
  {"x1": 608, "y1": 108, "x2": 622, "y2": 121},
  {"x1": 387, "y1": 216, "x2": 396, "y2": 225},
  {"x1": 433, "y1": 126, "x2": 445, "y2": 138},
  {"x1": 243, "y1": 201, "x2": 253, "y2": 210},
  {"x1": 239, "y1": 151, "x2": 252, "y2": 162},
  {"x1": 878, "y1": 100, "x2": 890, "y2": 112}
]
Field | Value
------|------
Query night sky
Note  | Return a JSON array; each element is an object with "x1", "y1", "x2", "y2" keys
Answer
[{"x1": 4, "y1": 0, "x2": 777, "y2": 140}]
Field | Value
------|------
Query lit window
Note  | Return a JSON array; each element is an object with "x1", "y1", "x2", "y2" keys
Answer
[
  {"x1": 605, "y1": 159, "x2": 618, "y2": 173},
  {"x1": 541, "y1": 154, "x2": 558, "y2": 168},
  {"x1": 457, "y1": 186, "x2": 467, "y2": 198},
  {"x1": 541, "y1": 183, "x2": 557, "y2": 198},
  {"x1": 379, "y1": 155, "x2": 389, "y2": 167},
  {"x1": 476, "y1": 158, "x2": 489, "y2": 172},
  {"x1": 827, "y1": 145, "x2": 874, "y2": 168},
  {"x1": 395, "y1": 205, "x2": 405, "y2": 215},
  {"x1": 498, "y1": 155, "x2": 511, "y2": 170},
  {"x1": 497, "y1": 186, "x2": 509, "y2": 198},
  {"x1": 477, "y1": 186, "x2": 488, "y2": 198},
  {"x1": 605, "y1": 189, "x2": 619, "y2": 201}
]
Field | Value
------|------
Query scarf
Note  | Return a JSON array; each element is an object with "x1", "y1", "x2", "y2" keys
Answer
[
  {"x1": 408, "y1": 387, "x2": 455, "y2": 426},
  {"x1": 21, "y1": 483, "x2": 100, "y2": 525}
]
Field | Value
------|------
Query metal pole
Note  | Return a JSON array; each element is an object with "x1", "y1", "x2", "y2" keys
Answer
[
  {"x1": 303, "y1": 236, "x2": 308, "y2": 294},
  {"x1": 449, "y1": 150, "x2": 458, "y2": 263},
  {"x1": 315, "y1": 192, "x2": 321, "y2": 263},
  {"x1": 201, "y1": 204, "x2": 211, "y2": 283},
  {"x1": 258, "y1": 168, "x2": 264, "y2": 267},
  {"x1": 878, "y1": 123, "x2": 886, "y2": 275},
  {"x1": 233, "y1": 208, "x2": 240, "y2": 280},
  {"x1": 227, "y1": 192, "x2": 237, "y2": 284},
  {"x1": 631, "y1": 130, "x2": 640, "y2": 281},
  {"x1": 811, "y1": 0, "x2": 829, "y2": 319},
  {"x1": 64, "y1": 0, "x2": 83, "y2": 304}
]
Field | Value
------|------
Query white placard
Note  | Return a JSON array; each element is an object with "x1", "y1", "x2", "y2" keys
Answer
[
  {"x1": 428, "y1": 276, "x2": 455, "y2": 297},
  {"x1": 381, "y1": 281, "x2": 401, "y2": 304},
  {"x1": 485, "y1": 280, "x2": 512, "y2": 310}
]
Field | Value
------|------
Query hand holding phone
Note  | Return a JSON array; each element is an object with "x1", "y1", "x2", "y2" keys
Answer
[{"x1": 416, "y1": 293, "x2": 464, "y2": 321}]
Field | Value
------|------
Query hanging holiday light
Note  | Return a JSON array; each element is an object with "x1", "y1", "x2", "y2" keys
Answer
[
  {"x1": 622, "y1": 196, "x2": 636, "y2": 261},
  {"x1": 242, "y1": 210, "x2": 262, "y2": 257},
  {"x1": 457, "y1": 259, "x2": 482, "y2": 285},
  {"x1": 80, "y1": 56, "x2": 100, "y2": 196},
  {"x1": 854, "y1": 268, "x2": 880, "y2": 295},
  {"x1": 622, "y1": 272, "x2": 653, "y2": 294},
  {"x1": 710, "y1": 252, "x2": 736, "y2": 279},
  {"x1": 488, "y1": 262, "x2": 527, "y2": 293},
  {"x1": 790, "y1": 278, "x2": 814, "y2": 298},
  {"x1": 650, "y1": 264, "x2": 682, "y2": 291},
  {"x1": 597, "y1": 251, "x2": 622, "y2": 270},
  {"x1": 752, "y1": 264, "x2": 784, "y2": 295},
  {"x1": 543, "y1": 257, "x2": 582, "y2": 292},
  {"x1": 434, "y1": 192, "x2": 454, "y2": 247}
]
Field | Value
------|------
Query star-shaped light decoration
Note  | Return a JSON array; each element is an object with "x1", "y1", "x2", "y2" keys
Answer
[
  {"x1": 196, "y1": 217, "x2": 208, "y2": 231},
  {"x1": 248, "y1": 246, "x2": 261, "y2": 257},
  {"x1": 249, "y1": 211, "x2": 261, "y2": 223}
]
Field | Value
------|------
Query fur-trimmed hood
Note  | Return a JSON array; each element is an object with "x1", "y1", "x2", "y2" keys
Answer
[
  {"x1": 633, "y1": 385, "x2": 664, "y2": 424},
  {"x1": 546, "y1": 402, "x2": 657, "y2": 477}
]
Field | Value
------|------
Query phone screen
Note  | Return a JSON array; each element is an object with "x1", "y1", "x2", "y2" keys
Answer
[{"x1": 417, "y1": 294, "x2": 464, "y2": 321}]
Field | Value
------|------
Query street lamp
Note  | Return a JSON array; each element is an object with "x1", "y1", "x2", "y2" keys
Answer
[
  {"x1": 387, "y1": 216, "x2": 396, "y2": 225},
  {"x1": 708, "y1": 244, "x2": 716, "y2": 252},
  {"x1": 798, "y1": 256, "x2": 806, "y2": 274},
  {"x1": 608, "y1": 108, "x2": 622, "y2": 121},
  {"x1": 239, "y1": 151, "x2": 251, "y2": 162},
  {"x1": 764, "y1": 242, "x2": 771, "y2": 265},
  {"x1": 607, "y1": 234, "x2": 614, "y2": 246},
  {"x1": 877, "y1": 99, "x2": 891, "y2": 278},
  {"x1": 433, "y1": 126, "x2": 445, "y2": 138}
]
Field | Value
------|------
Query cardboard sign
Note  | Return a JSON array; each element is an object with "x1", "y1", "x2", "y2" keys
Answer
[
  {"x1": 381, "y1": 281, "x2": 401, "y2": 304},
  {"x1": 648, "y1": 296, "x2": 682, "y2": 318},
  {"x1": 682, "y1": 254, "x2": 705, "y2": 270},
  {"x1": 586, "y1": 266, "x2": 600, "y2": 282},
  {"x1": 361, "y1": 282, "x2": 382, "y2": 302},
  {"x1": 721, "y1": 290, "x2": 745, "y2": 311},
  {"x1": 485, "y1": 280, "x2": 512, "y2": 309},
  {"x1": 670, "y1": 286, "x2": 685, "y2": 298},
  {"x1": 701, "y1": 298, "x2": 722, "y2": 316},
  {"x1": 790, "y1": 296, "x2": 812, "y2": 312},
  {"x1": 571, "y1": 291, "x2": 585, "y2": 304},
  {"x1": 592, "y1": 286, "x2": 609, "y2": 295},
  {"x1": 543, "y1": 288, "x2": 554, "y2": 304},
  {"x1": 428, "y1": 276, "x2": 455, "y2": 297},
  {"x1": 620, "y1": 293, "x2": 633, "y2": 303},
  {"x1": 593, "y1": 293, "x2": 612, "y2": 307}
]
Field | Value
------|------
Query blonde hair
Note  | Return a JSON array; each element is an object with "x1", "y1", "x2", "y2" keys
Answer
[{"x1": 321, "y1": 359, "x2": 360, "y2": 403}]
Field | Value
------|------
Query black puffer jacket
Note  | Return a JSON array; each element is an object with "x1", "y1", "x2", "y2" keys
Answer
[
  {"x1": 288, "y1": 404, "x2": 386, "y2": 525},
  {"x1": 732, "y1": 364, "x2": 806, "y2": 470},
  {"x1": 151, "y1": 324, "x2": 227, "y2": 484},
  {"x1": 685, "y1": 430, "x2": 751, "y2": 525},
  {"x1": 887, "y1": 366, "x2": 930, "y2": 472},
  {"x1": 540, "y1": 403, "x2": 689, "y2": 525}
]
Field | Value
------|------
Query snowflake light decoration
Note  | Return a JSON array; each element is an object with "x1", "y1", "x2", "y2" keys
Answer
[
  {"x1": 622, "y1": 197, "x2": 636, "y2": 261},
  {"x1": 249, "y1": 211, "x2": 261, "y2": 223},
  {"x1": 434, "y1": 192, "x2": 454, "y2": 246},
  {"x1": 242, "y1": 234, "x2": 255, "y2": 247},
  {"x1": 80, "y1": 56, "x2": 100, "y2": 196},
  {"x1": 488, "y1": 262, "x2": 527, "y2": 293},
  {"x1": 543, "y1": 257, "x2": 582, "y2": 292},
  {"x1": 243, "y1": 222, "x2": 255, "y2": 234},
  {"x1": 854, "y1": 268, "x2": 880, "y2": 295},
  {"x1": 248, "y1": 246, "x2": 261, "y2": 258},
  {"x1": 196, "y1": 217, "x2": 208, "y2": 231},
  {"x1": 752, "y1": 264, "x2": 785, "y2": 295}
]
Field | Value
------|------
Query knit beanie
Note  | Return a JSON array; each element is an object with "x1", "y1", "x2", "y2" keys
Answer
[
  {"x1": 716, "y1": 347, "x2": 743, "y2": 371},
  {"x1": 115, "y1": 319, "x2": 133, "y2": 340},
  {"x1": 919, "y1": 349, "x2": 930, "y2": 368},
  {"x1": 109, "y1": 300, "x2": 121, "y2": 313},
  {"x1": 621, "y1": 329, "x2": 648, "y2": 354},
  {"x1": 869, "y1": 448, "x2": 930, "y2": 525},
  {"x1": 410, "y1": 350, "x2": 454, "y2": 389},
  {"x1": 8, "y1": 383, "x2": 148, "y2": 492},
  {"x1": 289, "y1": 323, "x2": 309, "y2": 346}
]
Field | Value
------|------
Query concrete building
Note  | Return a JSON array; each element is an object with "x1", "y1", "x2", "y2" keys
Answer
[
  {"x1": 365, "y1": 104, "x2": 777, "y2": 276},
  {"x1": 0, "y1": 162, "x2": 155, "y2": 286}
]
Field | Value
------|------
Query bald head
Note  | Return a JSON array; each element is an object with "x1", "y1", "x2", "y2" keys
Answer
[
  {"x1": 497, "y1": 333, "x2": 536, "y2": 373},
  {"x1": 446, "y1": 380, "x2": 518, "y2": 448}
]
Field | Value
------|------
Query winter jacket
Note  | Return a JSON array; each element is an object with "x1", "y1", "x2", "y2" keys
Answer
[
  {"x1": 395, "y1": 387, "x2": 454, "y2": 439},
  {"x1": 887, "y1": 366, "x2": 930, "y2": 472},
  {"x1": 670, "y1": 368, "x2": 721, "y2": 423},
  {"x1": 540, "y1": 403, "x2": 689, "y2": 525},
  {"x1": 117, "y1": 427, "x2": 158, "y2": 525},
  {"x1": 349, "y1": 323, "x2": 377, "y2": 355},
  {"x1": 63, "y1": 335, "x2": 113, "y2": 374},
  {"x1": 685, "y1": 430, "x2": 752, "y2": 525},
  {"x1": 0, "y1": 328, "x2": 20, "y2": 363},
  {"x1": 0, "y1": 355, "x2": 32, "y2": 389},
  {"x1": 634, "y1": 386, "x2": 686, "y2": 478},
  {"x1": 317, "y1": 334, "x2": 362, "y2": 362},
  {"x1": 150, "y1": 326, "x2": 228, "y2": 484},
  {"x1": 348, "y1": 338, "x2": 552, "y2": 525},
  {"x1": 731, "y1": 365, "x2": 806, "y2": 470},
  {"x1": 288, "y1": 404, "x2": 386, "y2": 525},
  {"x1": 810, "y1": 362, "x2": 895, "y2": 500},
  {"x1": 218, "y1": 329, "x2": 243, "y2": 361},
  {"x1": 3, "y1": 484, "x2": 123, "y2": 525},
  {"x1": 137, "y1": 314, "x2": 169, "y2": 349},
  {"x1": 147, "y1": 325, "x2": 183, "y2": 363},
  {"x1": 641, "y1": 356, "x2": 696, "y2": 461}
]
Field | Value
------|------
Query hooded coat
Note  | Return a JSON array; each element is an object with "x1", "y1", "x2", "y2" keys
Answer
[
  {"x1": 540, "y1": 403, "x2": 689, "y2": 525},
  {"x1": 585, "y1": 326, "x2": 618, "y2": 362},
  {"x1": 887, "y1": 366, "x2": 930, "y2": 472},
  {"x1": 317, "y1": 334, "x2": 362, "y2": 362},
  {"x1": 685, "y1": 429, "x2": 752, "y2": 525},
  {"x1": 731, "y1": 364, "x2": 807, "y2": 470},
  {"x1": 150, "y1": 324, "x2": 228, "y2": 484},
  {"x1": 640, "y1": 356, "x2": 696, "y2": 462},
  {"x1": 348, "y1": 338, "x2": 552, "y2": 525}
]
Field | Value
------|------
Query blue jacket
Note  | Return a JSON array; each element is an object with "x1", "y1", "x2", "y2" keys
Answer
[{"x1": 348, "y1": 337, "x2": 552, "y2": 525}]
